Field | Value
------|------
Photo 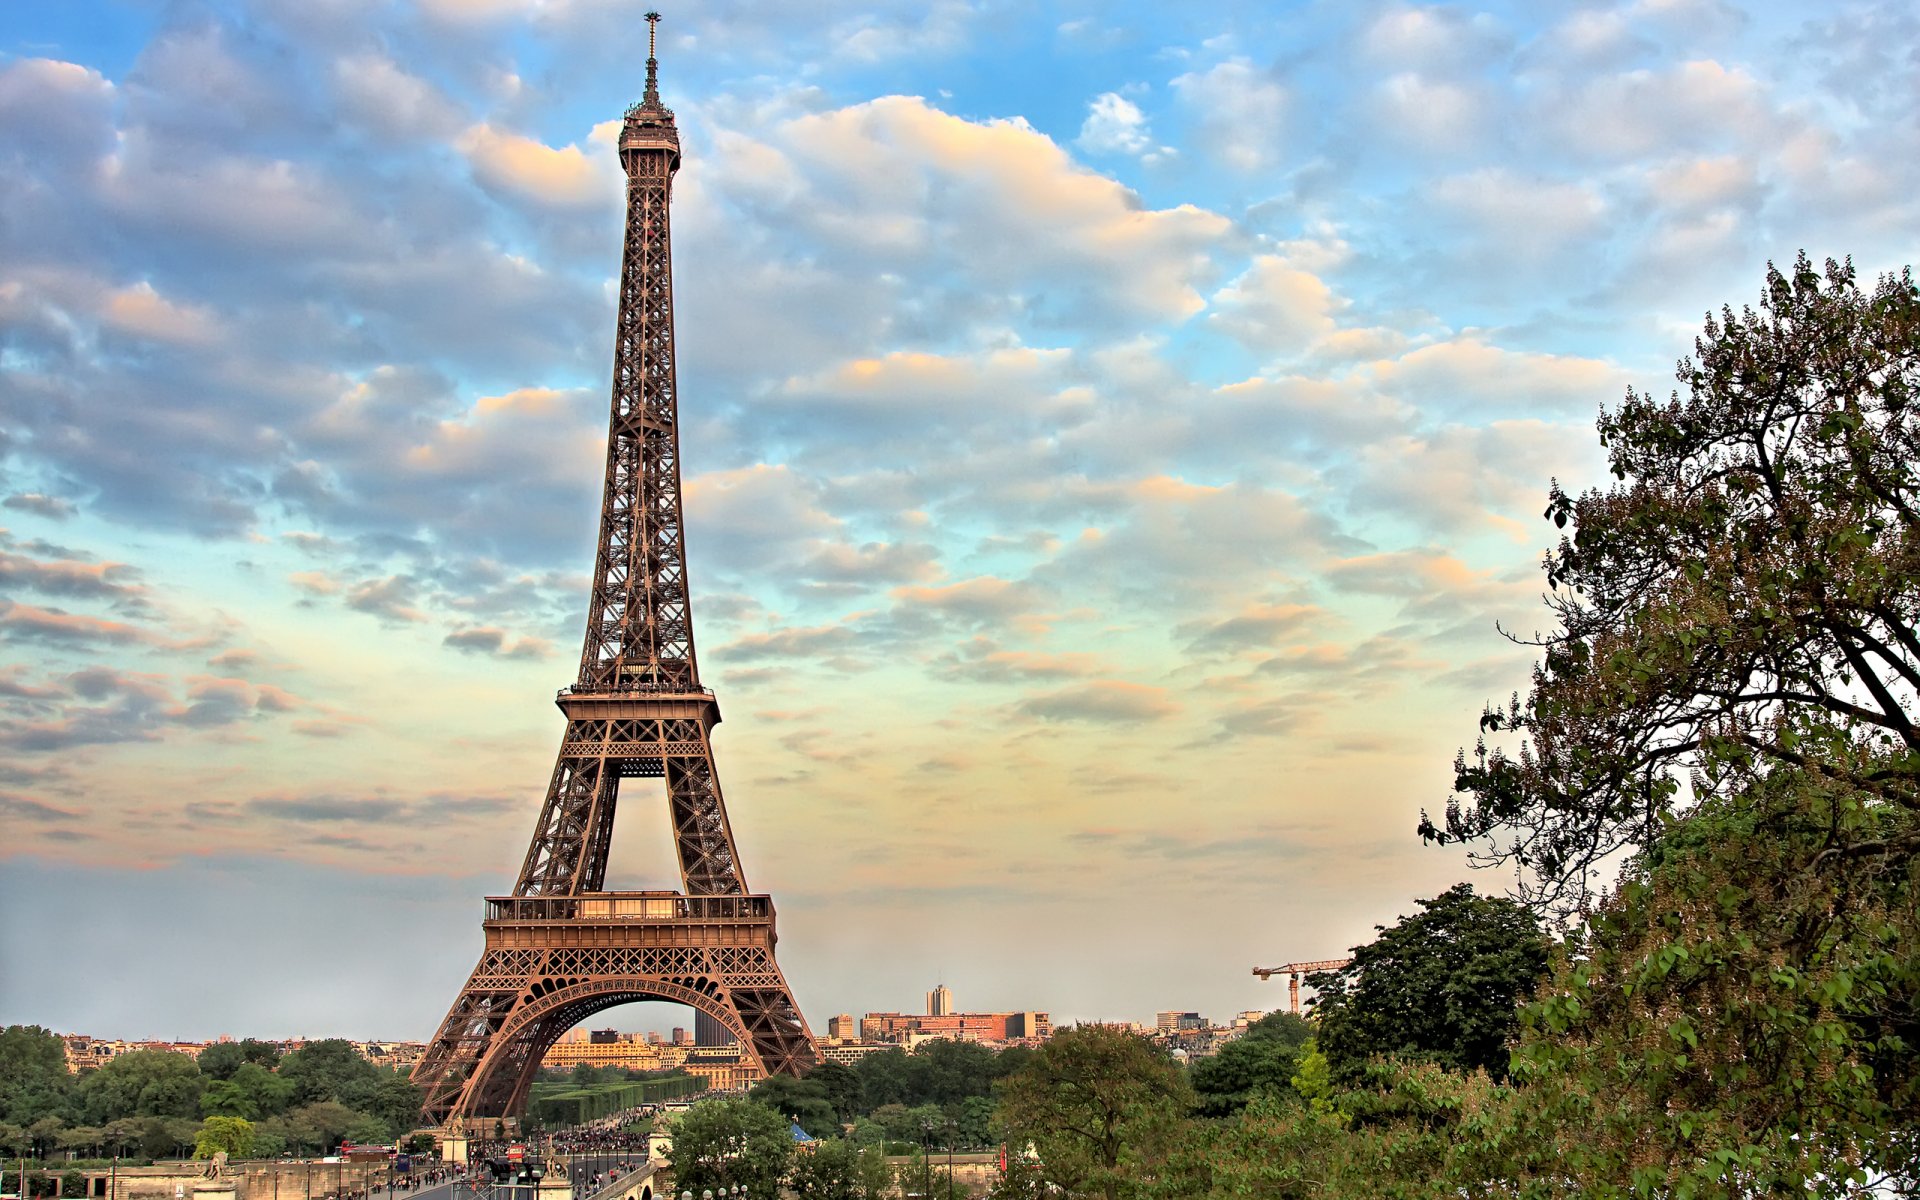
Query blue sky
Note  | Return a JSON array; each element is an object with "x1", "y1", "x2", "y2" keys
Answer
[{"x1": 1, "y1": 0, "x2": 1915, "y2": 1041}]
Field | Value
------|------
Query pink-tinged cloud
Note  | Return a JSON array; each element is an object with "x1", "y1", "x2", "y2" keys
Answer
[
  {"x1": 1017, "y1": 680, "x2": 1178, "y2": 724},
  {"x1": 0, "y1": 600, "x2": 151, "y2": 645}
]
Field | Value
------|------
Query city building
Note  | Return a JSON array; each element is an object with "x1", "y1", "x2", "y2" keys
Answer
[
  {"x1": 538, "y1": 1033, "x2": 688, "y2": 1072},
  {"x1": 926, "y1": 983, "x2": 954, "y2": 1017},
  {"x1": 816, "y1": 1042, "x2": 896, "y2": 1067},
  {"x1": 693, "y1": 1010, "x2": 736, "y2": 1048},
  {"x1": 861, "y1": 1011, "x2": 1050, "y2": 1045},
  {"x1": 825, "y1": 1014, "x2": 857, "y2": 1041},
  {"x1": 1156, "y1": 1011, "x2": 1206, "y2": 1033}
]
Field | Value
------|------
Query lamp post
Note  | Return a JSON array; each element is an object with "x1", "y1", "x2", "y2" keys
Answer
[{"x1": 944, "y1": 1122, "x2": 955, "y2": 1200}]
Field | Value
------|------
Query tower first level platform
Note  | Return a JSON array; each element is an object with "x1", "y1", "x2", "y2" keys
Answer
[{"x1": 417, "y1": 891, "x2": 809, "y2": 1124}]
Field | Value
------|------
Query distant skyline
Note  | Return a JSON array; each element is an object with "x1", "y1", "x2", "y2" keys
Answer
[{"x1": 2, "y1": 0, "x2": 1916, "y2": 1040}]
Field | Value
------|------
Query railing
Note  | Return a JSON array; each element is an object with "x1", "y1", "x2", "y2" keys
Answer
[
  {"x1": 582, "y1": 1163, "x2": 659, "y2": 1200},
  {"x1": 556, "y1": 682, "x2": 717, "y2": 702},
  {"x1": 485, "y1": 893, "x2": 772, "y2": 923}
]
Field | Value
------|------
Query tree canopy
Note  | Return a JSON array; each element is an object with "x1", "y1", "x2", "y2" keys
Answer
[
  {"x1": 667, "y1": 1098, "x2": 792, "y2": 1198},
  {"x1": 1430, "y1": 255, "x2": 1920, "y2": 916},
  {"x1": 995, "y1": 1025, "x2": 1191, "y2": 1200},
  {"x1": 1309, "y1": 883, "x2": 1549, "y2": 1084}
]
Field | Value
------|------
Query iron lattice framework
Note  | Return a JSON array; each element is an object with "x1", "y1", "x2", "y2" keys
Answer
[{"x1": 412, "y1": 21, "x2": 816, "y2": 1127}]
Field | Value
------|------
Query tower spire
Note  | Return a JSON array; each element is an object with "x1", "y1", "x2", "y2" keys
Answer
[{"x1": 644, "y1": 11, "x2": 662, "y2": 105}]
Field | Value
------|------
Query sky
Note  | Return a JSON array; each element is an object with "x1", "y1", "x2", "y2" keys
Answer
[{"x1": 0, "y1": 0, "x2": 1915, "y2": 1044}]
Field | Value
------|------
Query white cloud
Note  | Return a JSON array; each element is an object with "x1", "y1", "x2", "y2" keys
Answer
[
  {"x1": 1428, "y1": 169, "x2": 1609, "y2": 264},
  {"x1": 457, "y1": 123, "x2": 615, "y2": 208},
  {"x1": 1170, "y1": 59, "x2": 1289, "y2": 173},
  {"x1": 332, "y1": 54, "x2": 464, "y2": 142},
  {"x1": 1207, "y1": 255, "x2": 1342, "y2": 356},
  {"x1": 1077, "y1": 92, "x2": 1153, "y2": 157}
]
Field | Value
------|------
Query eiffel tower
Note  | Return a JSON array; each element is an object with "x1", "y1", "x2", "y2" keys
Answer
[{"x1": 412, "y1": 16, "x2": 816, "y2": 1127}]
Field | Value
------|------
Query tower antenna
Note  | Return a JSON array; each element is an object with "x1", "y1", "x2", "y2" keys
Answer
[{"x1": 644, "y1": 11, "x2": 662, "y2": 103}]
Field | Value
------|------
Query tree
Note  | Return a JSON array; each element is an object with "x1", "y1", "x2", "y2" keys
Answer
[
  {"x1": 363, "y1": 1071, "x2": 424, "y2": 1135},
  {"x1": 78, "y1": 1051, "x2": 203, "y2": 1124},
  {"x1": 1188, "y1": 1035, "x2": 1304, "y2": 1119},
  {"x1": 277, "y1": 1041, "x2": 379, "y2": 1110},
  {"x1": 994, "y1": 1025, "x2": 1191, "y2": 1200},
  {"x1": 201, "y1": 1063, "x2": 294, "y2": 1121},
  {"x1": 1508, "y1": 768, "x2": 1918, "y2": 1196},
  {"x1": 749, "y1": 1075, "x2": 837, "y2": 1138},
  {"x1": 1430, "y1": 255, "x2": 1920, "y2": 917},
  {"x1": 852, "y1": 1050, "x2": 914, "y2": 1110},
  {"x1": 193, "y1": 1117, "x2": 255, "y2": 1159},
  {"x1": 667, "y1": 1098, "x2": 792, "y2": 1198},
  {"x1": 805, "y1": 1061, "x2": 864, "y2": 1124},
  {"x1": 0, "y1": 1027, "x2": 76, "y2": 1127},
  {"x1": 195, "y1": 1041, "x2": 279, "y2": 1084},
  {"x1": 1309, "y1": 883, "x2": 1548, "y2": 1085},
  {"x1": 784, "y1": 1137, "x2": 892, "y2": 1200}
]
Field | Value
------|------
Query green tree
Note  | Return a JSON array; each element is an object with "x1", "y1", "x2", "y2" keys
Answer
[
  {"x1": 201, "y1": 1063, "x2": 294, "y2": 1121},
  {"x1": 1241, "y1": 1011, "x2": 1310, "y2": 1049},
  {"x1": 363, "y1": 1071, "x2": 423, "y2": 1135},
  {"x1": 1430, "y1": 255, "x2": 1920, "y2": 916},
  {"x1": 193, "y1": 1117, "x2": 255, "y2": 1159},
  {"x1": 805, "y1": 1061, "x2": 865, "y2": 1124},
  {"x1": 667, "y1": 1098, "x2": 792, "y2": 1197},
  {"x1": 784, "y1": 1137, "x2": 892, "y2": 1200},
  {"x1": 0, "y1": 1027, "x2": 76, "y2": 1127},
  {"x1": 1287, "y1": 1043, "x2": 1334, "y2": 1115},
  {"x1": 1509, "y1": 769, "x2": 1918, "y2": 1196},
  {"x1": 78, "y1": 1052, "x2": 204, "y2": 1124},
  {"x1": 851, "y1": 1049, "x2": 913, "y2": 1109},
  {"x1": 1188, "y1": 1035, "x2": 1304, "y2": 1119},
  {"x1": 748, "y1": 1075, "x2": 836, "y2": 1138},
  {"x1": 56, "y1": 1126, "x2": 105, "y2": 1157},
  {"x1": 1309, "y1": 883, "x2": 1548, "y2": 1084},
  {"x1": 194, "y1": 1041, "x2": 279, "y2": 1083},
  {"x1": 277, "y1": 1042, "x2": 378, "y2": 1110},
  {"x1": 994, "y1": 1025, "x2": 1192, "y2": 1200},
  {"x1": 276, "y1": 1101, "x2": 359, "y2": 1155},
  {"x1": 26, "y1": 1116, "x2": 66, "y2": 1159},
  {"x1": 951, "y1": 1095, "x2": 995, "y2": 1149}
]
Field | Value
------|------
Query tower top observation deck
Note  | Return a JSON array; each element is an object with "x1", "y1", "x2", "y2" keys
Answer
[{"x1": 621, "y1": 12, "x2": 680, "y2": 170}]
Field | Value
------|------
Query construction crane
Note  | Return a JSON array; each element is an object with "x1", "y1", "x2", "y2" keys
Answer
[{"x1": 1252, "y1": 958, "x2": 1351, "y2": 1015}]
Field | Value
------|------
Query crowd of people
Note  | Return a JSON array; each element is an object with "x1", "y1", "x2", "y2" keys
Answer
[{"x1": 457, "y1": 1109, "x2": 660, "y2": 1199}]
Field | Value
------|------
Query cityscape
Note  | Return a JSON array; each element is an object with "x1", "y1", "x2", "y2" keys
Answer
[
  {"x1": 48, "y1": 980, "x2": 1271, "y2": 1090},
  {"x1": 2, "y1": 0, "x2": 1916, "y2": 1196}
]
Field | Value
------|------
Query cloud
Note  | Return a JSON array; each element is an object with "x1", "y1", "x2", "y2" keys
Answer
[
  {"x1": 99, "y1": 281, "x2": 221, "y2": 345},
  {"x1": 2, "y1": 494, "x2": 77, "y2": 520},
  {"x1": 1170, "y1": 59, "x2": 1289, "y2": 173},
  {"x1": 345, "y1": 575, "x2": 427, "y2": 623},
  {"x1": 1365, "y1": 337, "x2": 1629, "y2": 418},
  {"x1": 443, "y1": 626, "x2": 553, "y2": 659},
  {"x1": 891, "y1": 577, "x2": 1046, "y2": 628},
  {"x1": 1017, "y1": 680, "x2": 1178, "y2": 724},
  {"x1": 717, "y1": 95, "x2": 1233, "y2": 326},
  {"x1": 0, "y1": 600, "x2": 152, "y2": 646},
  {"x1": 1077, "y1": 92, "x2": 1156, "y2": 158},
  {"x1": 457, "y1": 122, "x2": 615, "y2": 208},
  {"x1": 1179, "y1": 602, "x2": 1327, "y2": 655},
  {"x1": 1208, "y1": 255, "x2": 1342, "y2": 356},
  {"x1": 332, "y1": 53, "x2": 463, "y2": 142},
  {"x1": 0, "y1": 793, "x2": 86, "y2": 823},
  {"x1": 0, "y1": 547, "x2": 146, "y2": 605},
  {"x1": 1427, "y1": 169, "x2": 1609, "y2": 266},
  {"x1": 935, "y1": 645, "x2": 1107, "y2": 684},
  {"x1": 717, "y1": 621, "x2": 864, "y2": 664}
]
